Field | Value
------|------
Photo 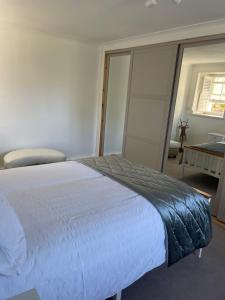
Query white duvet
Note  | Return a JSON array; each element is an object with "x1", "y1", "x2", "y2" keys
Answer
[{"x1": 0, "y1": 161, "x2": 166, "y2": 300}]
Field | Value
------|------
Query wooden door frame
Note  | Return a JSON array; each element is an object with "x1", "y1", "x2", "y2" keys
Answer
[
  {"x1": 99, "y1": 51, "x2": 131, "y2": 156},
  {"x1": 161, "y1": 44, "x2": 184, "y2": 172}
]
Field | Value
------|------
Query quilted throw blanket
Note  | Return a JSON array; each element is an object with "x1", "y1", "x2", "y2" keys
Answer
[{"x1": 79, "y1": 155, "x2": 212, "y2": 266}]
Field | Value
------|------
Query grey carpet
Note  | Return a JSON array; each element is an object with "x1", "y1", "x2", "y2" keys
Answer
[{"x1": 122, "y1": 223, "x2": 225, "y2": 300}]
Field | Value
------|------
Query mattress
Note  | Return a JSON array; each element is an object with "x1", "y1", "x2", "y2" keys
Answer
[
  {"x1": 186, "y1": 141, "x2": 225, "y2": 157},
  {"x1": 0, "y1": 161, "x2": 166, "y2": 300}
]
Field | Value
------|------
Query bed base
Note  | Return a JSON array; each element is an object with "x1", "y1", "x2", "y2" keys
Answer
[{"x1": 182, "y1": 146, "x2": 223, "y2": 179}]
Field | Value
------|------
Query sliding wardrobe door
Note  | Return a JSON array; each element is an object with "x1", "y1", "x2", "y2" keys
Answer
[{"x1": 123, "y1": 44, "x2": 179, "y2": 171}]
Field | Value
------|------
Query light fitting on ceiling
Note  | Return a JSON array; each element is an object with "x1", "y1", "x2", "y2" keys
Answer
[{"x1": 145, "y1": 0, "x2": 182, "y2": 7}]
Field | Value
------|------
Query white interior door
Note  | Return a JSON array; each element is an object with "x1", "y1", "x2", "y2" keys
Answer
[{"x1": 123, "y1": 44, "x2": 179, "y2": 171}]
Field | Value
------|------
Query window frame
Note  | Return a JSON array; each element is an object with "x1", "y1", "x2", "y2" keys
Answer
[{"x1": 192, "y1": 72, "x2": 225, "y2": 119}]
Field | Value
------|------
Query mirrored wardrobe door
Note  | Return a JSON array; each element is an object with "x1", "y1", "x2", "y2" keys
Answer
[{"x1": 103, "y1": 54, "x2": 131, "y2": 156}]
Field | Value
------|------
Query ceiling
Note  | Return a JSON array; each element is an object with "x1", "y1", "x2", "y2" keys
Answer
[
  {"x1": 183, "y1": 43, "x2": 225, "y2": 65},
  {"x1": 1, "y1": 0, "x2": 225, "y2": 43}
]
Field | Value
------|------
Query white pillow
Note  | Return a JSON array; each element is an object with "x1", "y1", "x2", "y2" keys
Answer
[
  {"x1": 3, "y1": 148, "x2": 66, "y2": 169},
  {"x1": 0, "y1": 193, "x2": 27, "y2": 276}
]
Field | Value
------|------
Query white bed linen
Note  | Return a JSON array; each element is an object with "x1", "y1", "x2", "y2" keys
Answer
[
  {"x1": 0, "y1": 161, "x2": 166, "y2": 300},
  {"x1": 0, "y1": 194, "x2": 26, "y2": 276}
]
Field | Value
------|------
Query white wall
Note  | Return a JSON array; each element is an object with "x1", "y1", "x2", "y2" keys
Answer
[
  {"x1": 172, "y1": 62, "x2": 225, "y2": 144},
  {"x1": 104, "y1": 55, "x2": 130, "y2": 155},
  {"x1": 171, "y1": 64, "x2": 192, "y2": 140},
  {"x1": 1, "y1": 20, "x2": 225, "y2": 163},
  {"x1": 0, "y1": 28, "x2": 99, "y2": 161}
]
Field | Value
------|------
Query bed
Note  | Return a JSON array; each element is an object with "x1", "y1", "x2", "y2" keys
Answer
[
  {"x1": 182, "y1": 141, "x2": 225, "y2": 179},
  {"x1": 0, "y1": 156, "x2": 212, "y2": 300}
]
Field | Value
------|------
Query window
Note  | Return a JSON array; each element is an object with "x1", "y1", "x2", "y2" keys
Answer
[{"x1": 192, "y1": 73, "x2": 225, "y2": 118}]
